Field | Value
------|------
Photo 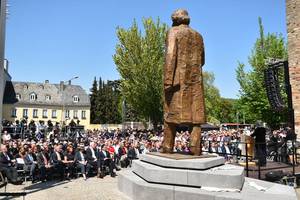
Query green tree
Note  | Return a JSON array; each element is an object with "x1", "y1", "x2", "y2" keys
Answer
[
  {"x1": 203, "y1": 71, "x2": 222, "y2": 124},
  {"x1": 90, "y1": 77, "x2": 99, "y2": 124},
  {"x1": 90, "y1": 77, "x2": 122, "y2": 124},
  {"x1": 218, "y1": 98, "x2": 239, "y2": 123},
  {"x1": 113, "y1": 18, "x2": 167, "y2": 128},
  {"x1": 97, "y1": 77, "x2": 106, "y2": 123},
  {"x1": 236, "y1": 17, "x2": 288, "y2": 127}
]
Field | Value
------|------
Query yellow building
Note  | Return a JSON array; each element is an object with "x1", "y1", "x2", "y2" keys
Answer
[{"x1": 2, "y1": 80, "x2": 90, "y2": 128}]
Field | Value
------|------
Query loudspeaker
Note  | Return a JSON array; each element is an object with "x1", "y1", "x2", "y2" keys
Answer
[{"x1": 264, "y1": 68, "x2": 285, "y2": 111}]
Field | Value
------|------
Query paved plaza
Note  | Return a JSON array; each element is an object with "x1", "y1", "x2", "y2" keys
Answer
[
  {"x1": 0, "y1": 169, "x2": 299, "y2": 199},
  {"x1": 0, "y1": 170, "x2": 131, "y2": 200}
]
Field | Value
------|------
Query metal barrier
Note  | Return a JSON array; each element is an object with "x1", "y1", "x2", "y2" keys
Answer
[{"x1": 201, "y1": 139, "x2": 298, "y2": 179}]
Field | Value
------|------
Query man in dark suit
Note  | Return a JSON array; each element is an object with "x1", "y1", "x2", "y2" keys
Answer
[
  {"x1": 86, "y1": 141, "x2": 100, "y2": 176},
  {"x1": 36, "y1": 145, "x2": 50, "y2": 182},
  {"x1": 251, "y1": 121, "x2": 267, "y2": 166},
  {"x1": 50, "y1": 144, "x2": 65, "y2": 179},
  {"x1": 24, "y1": 147, "x2": 37, "y2": 183},
  {"x1": 99, "y1": 144, "x2": 116, "y2": 178},
  {"x1": 0, "y1": 145, "x2": 22, "y2": 184},
  {"x1": 74, "y1": 145, "x2": 87, "y2": 180},
  {"x1": 221, "y1": 142, "x2": 232, "y2": 162}
]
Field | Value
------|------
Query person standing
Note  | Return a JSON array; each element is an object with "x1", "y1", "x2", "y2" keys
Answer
[{"x1": 251, "y1": 121, "x2": 267, "y2": 166}]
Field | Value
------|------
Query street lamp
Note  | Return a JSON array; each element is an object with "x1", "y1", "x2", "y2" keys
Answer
[
  {"x1": 61, "y1": 76, "x2": 79, "y2": 135},
  {"x1": 66, "y1": 76, "x2": 79, "y2": 83}
]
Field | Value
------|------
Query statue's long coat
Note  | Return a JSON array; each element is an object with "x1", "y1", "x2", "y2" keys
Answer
[{"x1": 164, "y1": 24, "x2": 206, "y2": 124}]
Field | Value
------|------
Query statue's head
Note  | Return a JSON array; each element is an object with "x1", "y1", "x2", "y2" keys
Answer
[{"x1": 171, "y1": 9, "x2": 190, "y2": 26}]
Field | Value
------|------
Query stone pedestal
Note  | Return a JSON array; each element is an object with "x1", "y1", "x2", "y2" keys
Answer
[{"x1": 118, "y1": 153, "x2": 297, "y2": 200}]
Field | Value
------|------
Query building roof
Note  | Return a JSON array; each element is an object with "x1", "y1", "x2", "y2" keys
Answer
[{"x1": 3, "y1": 81, "x2": 90, "y2": 107}]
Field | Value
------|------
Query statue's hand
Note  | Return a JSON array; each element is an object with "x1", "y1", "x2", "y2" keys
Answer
[
  {"x1": 164, "y1": 85, "x2": 173, "y2": 93},
  {"x1": 165, "y1": 84, "x2": 180, "y2": 93}
]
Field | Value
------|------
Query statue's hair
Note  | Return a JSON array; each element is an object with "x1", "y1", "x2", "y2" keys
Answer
[{"x1": 171, "y1": 9, "x2": 190, "y2": 26}]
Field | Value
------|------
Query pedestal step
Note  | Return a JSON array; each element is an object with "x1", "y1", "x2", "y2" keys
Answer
[
  {"x1": 140, "y1": 154, "x2": 225, "y2": 170},
  {"x1": 118, "y1": 170, "x2": 297, "y2": 200},
  {"x1": 133, "y1": 160, "x2": 245, "y2": 190}
]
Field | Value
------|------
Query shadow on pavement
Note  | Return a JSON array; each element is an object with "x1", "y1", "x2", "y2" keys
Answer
[{"x1": 24, "y1": 180, "x2": 69, "y2": 194}]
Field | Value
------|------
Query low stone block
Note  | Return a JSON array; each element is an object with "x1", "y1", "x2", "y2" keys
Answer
[
  {"x1": 187, "y1": 164, "x2": 245, "y2": 190},
  {"x1": 118, "y1": 170, "x2": 174, "y2": 200},
  {"x1": 133, "y1": 160, "x2": 244, "y2": 190},
  {"x1": 140, "y1": 154, "x2": 225, "y2": 170},
  {"x1": 118, "y1": 169, "x2": 298, "y2": 200}
]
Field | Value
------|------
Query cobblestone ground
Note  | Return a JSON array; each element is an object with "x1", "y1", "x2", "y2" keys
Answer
[{"x1": 0, "y1": 170, "x2": 131, "y2": 200}]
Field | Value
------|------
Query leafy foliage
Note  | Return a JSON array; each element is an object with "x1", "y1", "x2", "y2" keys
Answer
[
  {"x1": 90, "y1": 78, "x2": 122, "y2": 124},
  {"x1": 90, "y1": 77, "x2": 99, "y2": 123},
  {"x1": 113, "y1": 18, "x2": 167, "y2": 127},
  {"x1": 236, "y1": 17, "x2": 288, "y2": 128},
  {"x1": 203, "y1": 71, "x2": 238, "y2": 124}
]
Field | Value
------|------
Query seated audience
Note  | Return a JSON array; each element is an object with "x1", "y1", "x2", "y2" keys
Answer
[
  {"x1": 75, "y1": 145, "x2": 87, "y2": 180},
  {"x1": 24, "y1": 146, "x2": 37, "y2": 183},
  {"x1": 0, "y1": 144, "x2": 23, "y2": 184},
  {"x1": 64, "y1": 145, "x2": 75, "y2": 179},
  {"x1": 50, "y1": 144, "x2": 65, "y2": 180},
  {"x1": 99, "y1": 144, "x2": 116, "y2": 178}
]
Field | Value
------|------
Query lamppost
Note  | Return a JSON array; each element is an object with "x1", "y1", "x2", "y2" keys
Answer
[{"x1": 61, "y1": 76, "x2": 79, "y2": 136}]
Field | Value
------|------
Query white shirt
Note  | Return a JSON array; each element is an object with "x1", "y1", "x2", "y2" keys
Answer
[
  {"x1": 113, "y1": 145, "x2": 120, "y2": 154},
  {"x1": 224, "y1": 146, "x2": 231, "y2": 154},
  {"x1": 90, "y1": 147, "x2": 97, "y2": 160},
  {"x1": 80, "y1": 152, "x2": 85, "y2": 162},
  {"x1": 4, "y1": 153, "x2": 10, "y2": 161},
  {"x1": 2, "y1": 134, "x2": 11, "y2": 141},
  {"x1": 56, "y1": 152, "x2": 61, "y2": 161}
]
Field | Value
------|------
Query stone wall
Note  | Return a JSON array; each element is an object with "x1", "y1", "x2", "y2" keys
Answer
[{"x1": 286, "y1": 0, "x2": 300, "y2": 138}]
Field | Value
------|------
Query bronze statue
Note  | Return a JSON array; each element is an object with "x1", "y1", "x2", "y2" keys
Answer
[{"x1": 162, "y1": 9, "x2": 206, "y2": 155}]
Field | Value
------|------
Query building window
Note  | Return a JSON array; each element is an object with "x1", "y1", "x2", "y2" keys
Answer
[
  {"x1": 65, "y1": 110, "x2": 70, "y2": 119},
  {"x1": 23, "y1": 109, "x2": 28, "y2": 118},
  {"x1": 30, "y1": 93, "x2": 37, "y2": 101},
  {"x1": 23, "y1": 84, "x2": 28, "y2": 89},
  {"x1": 52, "y1": 110, "x2": 57, "y2": 118},
  {"x1": 42, "y1": 109, "x2": 48, "y2": 118},
  {"x1": 73, "y1": 96, "x2": 79, "y2": 102},
  {"x1": 11, "y1": 109, "x2": 17, "y2": 117},
  {"x1": 33, "y1": 109, "x2": 38, "y2": 118},
  {"x1": 16, "y1": 93, "x2": 21, "y2": 100},
  {"x1": 73, "y1": 110, "x2": 78, "y2": 119},
  {"x1": 81, "y1": 110, "x2": 86, "y2": 119},
  {"x1": 45, "y1": 95, "x2": 51, "y2": 101}
]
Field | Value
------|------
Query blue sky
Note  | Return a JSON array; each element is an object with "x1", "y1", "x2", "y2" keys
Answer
[{"x1": 5, "y1": 0, "x2": 286, "y2": 98}]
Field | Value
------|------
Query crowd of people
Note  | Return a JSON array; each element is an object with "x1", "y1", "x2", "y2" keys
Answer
[{"x1": 0, "y1": 123, "x2": 297, "y2": 185}]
